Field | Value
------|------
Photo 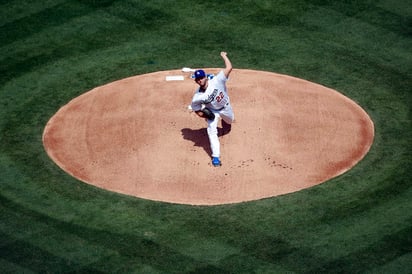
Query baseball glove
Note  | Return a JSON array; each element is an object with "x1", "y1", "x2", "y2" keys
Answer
[{"x1": 200, "y1": 107, "x2": 215, "y2": 121}]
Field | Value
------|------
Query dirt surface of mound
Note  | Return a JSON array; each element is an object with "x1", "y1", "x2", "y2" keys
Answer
[{"x1": 43, "y1": 69, "x2": 374, "y2": 205}]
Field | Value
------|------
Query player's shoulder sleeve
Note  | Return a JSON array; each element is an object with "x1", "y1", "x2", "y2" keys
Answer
[
  {"x1": 217, "y1": 70, "x2": 228, "y2": 82},
  {"x1": 191, "y1": 91, "x2": 204, "y2": 111}
]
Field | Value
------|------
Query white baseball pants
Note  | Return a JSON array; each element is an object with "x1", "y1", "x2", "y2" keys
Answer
[{"x1": 207, "y1": 104, "x2": 234, "y2": 158}]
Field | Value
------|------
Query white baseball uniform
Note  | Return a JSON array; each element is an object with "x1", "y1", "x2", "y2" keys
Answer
[{"x1": 191, "y1": 70, "x2": 234, "y2": 158}]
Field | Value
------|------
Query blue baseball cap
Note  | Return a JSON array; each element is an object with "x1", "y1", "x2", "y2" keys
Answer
[{"x1": 194, "y1": 69, "x2": 206, "y2": 79}]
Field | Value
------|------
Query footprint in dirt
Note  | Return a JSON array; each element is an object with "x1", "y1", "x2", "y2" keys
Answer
[{"x1": 264, "y1": 157, "x2": 293, "y2": 170}]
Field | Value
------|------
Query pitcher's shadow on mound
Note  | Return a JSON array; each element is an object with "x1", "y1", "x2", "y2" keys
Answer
[
  {"x1": 181, "y1": 122, "x2": 232, "y2": 157},
  {"x1": 181, "y1": 128, "x2": 212, "y2": 156}
]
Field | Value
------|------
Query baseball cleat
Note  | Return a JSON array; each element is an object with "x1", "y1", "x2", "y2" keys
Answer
[{"x1": 212, "y1": 157, "x2": 221, "y2": 167}]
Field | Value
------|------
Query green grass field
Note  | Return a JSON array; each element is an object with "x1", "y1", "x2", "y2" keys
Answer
[{"x1": 1, "y1": 0, "x2": 411, "y2": 273}]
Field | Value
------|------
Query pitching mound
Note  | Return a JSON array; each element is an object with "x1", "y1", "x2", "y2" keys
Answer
[{"x1": 43, "y1": 69, "x2": 374, "y2": 205}]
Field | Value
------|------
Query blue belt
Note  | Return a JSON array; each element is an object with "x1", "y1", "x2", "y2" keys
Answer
[{"x1": 212, "y1": 103, "x2": 229, "y2": 111}]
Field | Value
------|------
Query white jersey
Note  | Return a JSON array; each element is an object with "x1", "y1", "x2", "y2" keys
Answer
[{"x1": 191, "y1": 70, "x2": 230, "y2": 111}]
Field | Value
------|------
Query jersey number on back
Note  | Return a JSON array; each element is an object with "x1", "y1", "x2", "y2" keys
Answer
[{"x1": 216, "y1": 92, "x2": 224, "y2": 103}]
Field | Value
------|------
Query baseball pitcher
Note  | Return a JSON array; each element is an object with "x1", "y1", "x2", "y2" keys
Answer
[{"x1": 191, "y1": 52, "x2": 234, "y2": 166}]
